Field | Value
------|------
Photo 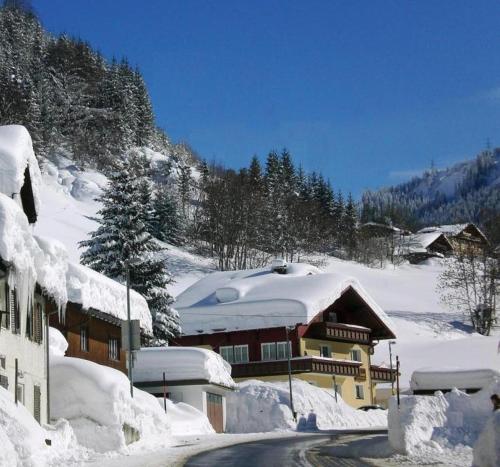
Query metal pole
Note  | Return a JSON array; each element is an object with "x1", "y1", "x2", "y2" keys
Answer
[
  {"x1": 396, "y1": 355, "x2": 401, "y2": 408},
  {"x1": 285, "y1": 326, "x2": 295, "y2": 421},
  {"x1": 14, "y1": 358, "x2": 18, "y2": 405},
  {"x1": 333, "y1": 375, "x2": 338, "y2": 402},
  {"x1": 163, "y1": 371, "x2": 167, "y2": 413},
  {"x1": 45, "y1": 308, "x2": 50, "y2": 423},
  {"x1": 126, "y1": 266, "x2": 133, "y2": 398},
  {"x1": 389, "y1": 342, "x2": 394, "y2": 395}
]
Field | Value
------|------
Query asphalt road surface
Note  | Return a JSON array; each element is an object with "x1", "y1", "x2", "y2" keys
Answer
[{"x1": 184, "y1": 433, "x2": 377, "y2": 467}]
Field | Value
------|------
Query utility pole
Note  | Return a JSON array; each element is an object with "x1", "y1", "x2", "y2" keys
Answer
[
  {"x1": 396, "y1": 355, "x2": 401, "y2": 408},
  {"x1": 126, "y1": 265, "x2": 133, "y2": 398},
  {"x1": 285, "y1": 326, "x2": 296, "y2": 421}
]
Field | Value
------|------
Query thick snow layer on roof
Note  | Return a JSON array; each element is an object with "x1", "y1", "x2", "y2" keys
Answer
[
  {"x1": 418, "y1": 224, "x2": 469, "y2": 236},
  {"x1": 176, "y1": 262, "x2": 395, "y2": 336},
  {"x1": 0, "y1": 125, "x2": 42, "y2": 215},
  {"x1": 408, "y1": 232, "x2": 444, "y2": 249},
  {"x1": 66, "y1": 261, "x2": 152, "y2": 332},
  {"x1": 134, "y1": 347, "x2": 235, "y2": 389},
  {"x1": 34, "y1": 235, "x2": 69, "y2": 309},
  {"x1": 410, "y1": 368, "x2": 500, "y2": 391}
]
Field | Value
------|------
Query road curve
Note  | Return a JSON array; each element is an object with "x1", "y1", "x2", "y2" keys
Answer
[{"x1": 184, "y1": 433, "x2": 375, "y2": 467}]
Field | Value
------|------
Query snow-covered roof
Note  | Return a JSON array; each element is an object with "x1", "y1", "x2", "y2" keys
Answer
[
  {"x1": 417, "y1": 224, "x2": 469, "y2": 236},
  {"x1": 176, "y1": 262, "x2": 396, "y2": 336},
  {"x1": 0, "y1": 125, "x2": 42, "y2": 216},
  {"x1": 403, "y1": 232, "x2": 451, "y2": 254},
  {"x1": 134, "y1": 347, "x2": 235, "y2": 389},
  {"x1": 410, "y1": 367, "x2": 500, "y2": 391},
  {"x1": 66, "y1": 262, "x2": 152, "y2": 333}
]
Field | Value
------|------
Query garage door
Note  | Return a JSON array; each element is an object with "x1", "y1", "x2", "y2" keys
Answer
[{"x1": 206, "y1": 392, "x2": 223, "y2": 433}]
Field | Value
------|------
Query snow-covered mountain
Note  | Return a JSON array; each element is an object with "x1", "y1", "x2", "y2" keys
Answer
[{"x1": 362, "y1": 148, "x2": 500, "y2": 233}]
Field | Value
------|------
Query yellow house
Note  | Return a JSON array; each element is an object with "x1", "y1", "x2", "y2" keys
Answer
[{"x1": 175, "y1": 262, "x2": 397, "y2": 409}]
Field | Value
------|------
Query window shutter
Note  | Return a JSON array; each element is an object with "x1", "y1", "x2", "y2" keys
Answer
[
  {"x1": 34, "y1": 304, "x2": 42, "y2": 344},
  {"x1": 9, "y1": 289, "x2": 18, "y2": 334},
  {"x1": 0, "y1": 374, "x2": 8, "y2": 390},
  {"x1": 34, "y1": 385, "x2": 41, "y2": 424}
]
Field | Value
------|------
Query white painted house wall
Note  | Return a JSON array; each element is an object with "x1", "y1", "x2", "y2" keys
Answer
[{"x1": 0, "y1": 291, "x2": 47, "y2": 425}]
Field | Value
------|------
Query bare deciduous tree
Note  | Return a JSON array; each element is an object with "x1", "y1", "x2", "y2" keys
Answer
[{"x1": 438, "y1": 245, "x2": 498, "y2": 335}]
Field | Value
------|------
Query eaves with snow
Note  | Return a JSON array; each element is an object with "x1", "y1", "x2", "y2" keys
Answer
[{"x1": 175, "y1": 262, "x2": 396, "y2": 338}]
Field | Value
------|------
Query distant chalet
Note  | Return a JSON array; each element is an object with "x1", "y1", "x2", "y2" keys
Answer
[{"x1": 173, "y1": 261, "x2": 397, "y2": 409}]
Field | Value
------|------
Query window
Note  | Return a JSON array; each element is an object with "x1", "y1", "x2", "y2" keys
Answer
[
  {"x1": 0, "y1": 356, "x2": 5, "y2": 369},
  {"x1": 355, "y1": 384, "x2": 364, "y2": 400},
  {"x1": 0, "y1": 275, "x2": 8, "y2": 329},
  {"x1": 219, "y1": 346, "x2": 234, "y2": 364},
  {"x1": 233, "y1": 345, "x2": 249, "y2": 363},
  {"x1": 328, "y1": 311, "x2": 338, "y2": 323},
  {"x1": 261, "y1": 342, "x2": 277, "y2": 361},
  {"x1": 219, "y1": 345, "x2": 249, "y2": 364},
  {"x1": 108, "y1": 337, "x2": 120, "y2": 361},
  {"x1": 320, "y1": 345, "x2": 331, "y2": 358},
  {"x1": 350, "y1": 349, "x2": 362, "y2": 362},
  {"x1": 276, "y1": 341, "x2": 291, "y2": 360},
  {"x1": 80, "y1": 326, "x2": 89, "y2": 352}
]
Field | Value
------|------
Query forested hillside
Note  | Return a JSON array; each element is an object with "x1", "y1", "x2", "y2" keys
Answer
[
  {"x1": 361, "y1": 149, "x2": 500, "y2": 243},
  {"x1": 0, "y1": 1, "x2": 197, "y2": 169}
]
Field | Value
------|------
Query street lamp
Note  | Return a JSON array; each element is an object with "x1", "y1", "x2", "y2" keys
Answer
[{"x1": 388, "y1": 340, "x2": 396, "y2": 394}]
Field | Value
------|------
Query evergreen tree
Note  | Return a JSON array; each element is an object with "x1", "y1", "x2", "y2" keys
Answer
[
  {"x1": 343, "y1": 193, "x2": 359, "y2": 259},
  {"x1": 79, "y1": 154, "x2": 180, "y2": 342},
  {"x1": 152, "y1": 183, "x2": 182, "y2": 245}
]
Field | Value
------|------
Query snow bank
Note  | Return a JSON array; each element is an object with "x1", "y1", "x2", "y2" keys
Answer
[
  {"x1": 134, "y1": 347, "x2": 235, "y2": 388},
  {"x1": 226, "y1": 379, "x2": 387, "y2": 433},
  {"x1": 388, "y1": 378, "x2": 500, "y2": 460},
  {"x1": 66, "y1": 261, "x2": 152, "y2": 333},
  {"x1": 161, "y1": 399, "x2": 214, "y2": 435},
  {"x1": 49, "y1": 326, "x2": 68, "y2": 357},
  {"x1": 0, "y1": 386, "x2": 83, "y2": 467},
  {"x1": 176, "y1": 263, "x2": 395, "y2": 336},
  {"x1": 0, "y1": 125, "x2": 42, "y2": 214},
  {"x1": 473, "y1": 411, "x2": 500, "y2": 467},
  {"x1": 50, "y1": 355, "x2": 172, "y2": 453}
]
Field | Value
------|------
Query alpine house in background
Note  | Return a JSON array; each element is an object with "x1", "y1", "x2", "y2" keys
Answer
[{"x1": 174, "y1": 261, "x2": 398, "y2": 408}]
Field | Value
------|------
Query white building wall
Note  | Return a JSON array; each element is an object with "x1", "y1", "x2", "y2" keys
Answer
[{"x1": 0, "y1": 299, "x2": 48, "y2": 424}]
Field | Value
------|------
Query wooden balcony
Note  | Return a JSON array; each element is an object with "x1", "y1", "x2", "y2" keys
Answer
[
  {"x1": 231, "y1": 357, "x2": 363, "y2": 379},
  {"x1": 370, "y1": 365, "x2": 397, "y2": 382},
  {"x1": 308, "y1": 322, "x2": 371, "y2": 344}
]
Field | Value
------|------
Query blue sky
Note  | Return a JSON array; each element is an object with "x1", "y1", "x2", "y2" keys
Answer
[{"x1": 34, "y1": 0, "x2": 500, "y2": 196}]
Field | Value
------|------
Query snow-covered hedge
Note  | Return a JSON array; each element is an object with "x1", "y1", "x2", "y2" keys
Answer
[
  {"x1": 226, "y1": 379, "x2": 387, "y2": 433},
  {"x1": 388, "y1": 378, "x2": 500, "y2": 461},
  {"x1": 473, "y1": 410, "x2": 500, "y2": 467}
]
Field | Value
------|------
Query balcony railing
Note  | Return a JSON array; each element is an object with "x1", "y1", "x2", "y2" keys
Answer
[
  {"x1": 231, "y1": 357, "x2": 363, "y2": 379},
  {"x1": 308, "y1": 322, "x2": 371, "y2": 344},
  {"x1": 370, "y1": 365, "x2": 397, "y2": 382}
]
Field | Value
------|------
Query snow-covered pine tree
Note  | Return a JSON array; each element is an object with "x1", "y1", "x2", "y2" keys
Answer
[
  {"x1": 152, "y1": 183, "x2": 182, "y2": 245},
  {"x1": 79, "y1": 154, "x2": 180, "y2": 343},
  {"x1": 343, "y1": 193, "x2": 359, "y2": 259}
]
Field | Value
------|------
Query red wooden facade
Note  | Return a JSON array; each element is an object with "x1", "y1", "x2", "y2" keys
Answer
[{"x1": 49, "y1": 302, "x2": 126, "y2": 373}]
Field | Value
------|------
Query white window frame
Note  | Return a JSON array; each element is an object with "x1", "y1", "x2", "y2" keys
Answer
[
  {"x1": 320, "y1": 345, "x2": 331, "y2": 358},
  {"x1": 233, "y1": 344, "x2": 249, "y2": 363},
  {"x1": 355, "y1": 384, "x2": 364, "y2": 400},
  {"x1": 219, "y1": 345, "x2": 234, "y2": 364},
  {"x1": 350, "y1": 349, "x2": 362, "y2": 362},
  {"x1": 261, "y1": 342, "x2": 277, "y2": 361},
  {"x1": 276, "y1": 341, "x2": 291, "y2": 360}
]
